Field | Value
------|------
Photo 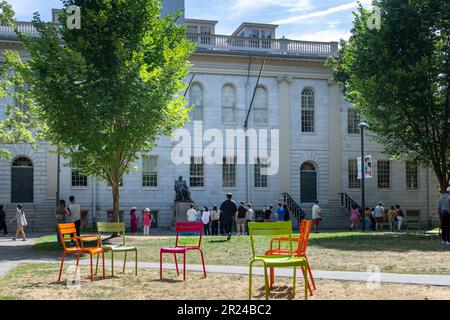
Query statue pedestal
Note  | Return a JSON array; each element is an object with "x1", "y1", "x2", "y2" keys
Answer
[{"x1": 171, "y1": 202, "x2": 192, "y2": 230}]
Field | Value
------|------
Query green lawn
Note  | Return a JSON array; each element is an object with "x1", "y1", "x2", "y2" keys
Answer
[{"x1": 33, "y1": 231, "x2": 450, "y2": 275}]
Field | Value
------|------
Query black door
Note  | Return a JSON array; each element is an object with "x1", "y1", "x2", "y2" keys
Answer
[
  {"x1": 300, "y1": 162, "x2": 317, "y2": 203},
  {"x1": 11, "y1": 157, "x2": 34, "y2": 203}
]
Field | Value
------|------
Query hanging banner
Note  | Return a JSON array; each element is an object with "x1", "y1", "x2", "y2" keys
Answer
[{"x1": 358, "y1": 155, "x2": 373, "y2": 179}]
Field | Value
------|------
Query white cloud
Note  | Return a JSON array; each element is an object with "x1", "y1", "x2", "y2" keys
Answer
[
  {"x1": 230, "y1": 0, "x2": 313, "y2": 18},
  {"x1": 273, "y1": 0, "x2": 372, "y2": 25}
]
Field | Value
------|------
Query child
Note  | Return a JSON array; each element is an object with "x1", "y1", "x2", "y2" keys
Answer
[
  {"x1": 202, "y1": 206, "x2": 211, "y2": 236},
  {"x1": 387, "y1": 206, "x2": 397, "y2": 232},
  {"x1": 143, "y1": 208, "x2": 151, "y2": 236},
  {"x1": 10, "y1": 204, "x2": 27, "y2": 241},
  {"x1": 350, "y1": 205, "x2": 361, "y2": 231},
  {"x1": 130, "y1": 207, "x2": 138, "y2": 236}
]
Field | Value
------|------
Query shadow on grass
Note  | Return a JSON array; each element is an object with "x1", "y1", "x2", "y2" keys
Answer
[{"x1": 252, "y1": 285, "x2": 296, "y2": 300}]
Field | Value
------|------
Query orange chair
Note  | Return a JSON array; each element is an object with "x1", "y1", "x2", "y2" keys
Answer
[
  {"x1": 57, "y1": 223, "x2": 106, "y2": 282},
  {"x1": 265, "y1": 220, "x2": 316, "y2": 296}
]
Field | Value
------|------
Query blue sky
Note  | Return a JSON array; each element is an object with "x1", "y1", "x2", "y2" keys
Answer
[{"x1": 7, "y1": 0, "x2": 373, "y2": 42}]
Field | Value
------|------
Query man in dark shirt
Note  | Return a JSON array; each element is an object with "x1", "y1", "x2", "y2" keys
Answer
[
  {"x1": 220, "y1": 193, "x2": 238, "y2": 241},
  {"x1": 263, "y1": 205, "x2": 273, "y2": 222}
]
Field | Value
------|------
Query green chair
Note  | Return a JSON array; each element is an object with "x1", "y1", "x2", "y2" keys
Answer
[
  {"x1": 96, "y1": 222, "x2": 138, "y2": 277},
  {"x1": 248, "y1": 221, "x2": 308, "y2": 300}
]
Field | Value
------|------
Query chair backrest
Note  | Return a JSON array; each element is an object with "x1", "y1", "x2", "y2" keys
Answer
[
  {"x1": 57, "y1": 223, "x2": 79, "y2": 251},
  {"x1": 97, "y1": 222, "x2": 126, "y2": 245},
  {"x1": 297, "y1": 220, "x2": 312, "y2": 256},
  {"x1": 249, "y1": 222, "x2": 293, "y2": 258},
  {"x1": 175, "y1": 222, "x2": 204, "y2": 248}
]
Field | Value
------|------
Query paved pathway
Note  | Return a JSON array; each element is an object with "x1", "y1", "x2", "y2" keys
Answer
[{"x1": 1, "y1": 234, "x2": 450, "y2": 287}]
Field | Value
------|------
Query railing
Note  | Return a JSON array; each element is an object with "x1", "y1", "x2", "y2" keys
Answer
[
  {"x1": 282, "y1": 193, "x2": 306, "y2": 229},
  {"x1": 340, "y1": 193, "x2": 360, "y2": 211},
  {"x1": 0, "y1": 22, "x2": 39, "y2": 35},
  {"x1": 187, "y1": 33, "x2": 338, "y2": 57}
]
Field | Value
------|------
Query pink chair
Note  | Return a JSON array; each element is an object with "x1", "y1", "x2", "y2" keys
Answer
[{"x1": 160, "y1": 222, "x2": 207, "y2": 281}]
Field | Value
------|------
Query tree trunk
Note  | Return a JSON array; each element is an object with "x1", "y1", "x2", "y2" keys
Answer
[
  {"x1": 112, "y1": 182, "x2": 120, "y2": 222},
  {"x1": 435, "y1": 169, "x2": 449, "y2": 194}
]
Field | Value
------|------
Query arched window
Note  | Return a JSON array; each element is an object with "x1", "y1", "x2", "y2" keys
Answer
[
  {"x1": 11, "y1": 156, "x2": 34, "y2": 203},
  {"x1": 189, "y1": 83, "x2": 203, "y2": 121},
  {"x1": 222, "y1": 84, "x2": 236, "y2": 123},
  {"x1": 300, "y1": 161, "x2": 317, "y2": 203},
  {"x1": 253, "y1": 86, "x2": 268, "y2": 124},
  {"x1": 301, "y1": 88, "x2": 315, "y2": 132}
]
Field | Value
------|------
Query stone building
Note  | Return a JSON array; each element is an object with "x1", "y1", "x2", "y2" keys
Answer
[{"x1": 0, "y1": 0, "x2": 440, "y2": 231}]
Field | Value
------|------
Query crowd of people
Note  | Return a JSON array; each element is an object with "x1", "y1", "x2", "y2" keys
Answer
[
  {"x1": 187, "y1": 193, "x2": 293, "y2": 241},
  {"x1": 348, "y1": 203, "x2": 405, "y2": 232}
]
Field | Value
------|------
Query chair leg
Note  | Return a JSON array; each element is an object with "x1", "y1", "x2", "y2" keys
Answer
[
  {"x1": 305, "y1": 256, "x2": 316, "y2": 290},
  {"x1": 90, "y1": 254, "x2": 94, "y2": 282},
  {"x1": 173, "y1": 253, "x2": 179, "y2": 276},
  {"x1": 248, "y1": 262, "x2": 253, "y2": 300},
  {"x1": 111, "y1": 251, "x2": 114, "y2": 278},
  {"x1": 303, "y1": 264, "x2": 308, "y2": 300},
  {"x1": 292, "y1": 267, "x2": 297, "y2": 298},
  {"x1": 199, "y1": 249, "x2": 207, "y2": 278},
  {"x1": 102, "y1": 252, "x2": 105, "y2": 279},
  {"x1": 269, "y1": 267, "x2": 275, "y2": 288},
  {"x1": 123, "y1": 251, "x2": 128, "y2": 274},
  {"x1": 58, "y1": 252, "x2": 66, "y2": 282},
  {"x1": 264, "y1": 266, "x2": 269, "y2": 300},
  {"x1": 183, "y1": 252, "x2": 186, "y2": 281},
  {"x1": 95, "y1": 254, "x2": 99, "y2": 275},
  {"x1": 135, "y1": 249, "x2": 138, "y2": 276},
  {"x1": 301, "y1": 265, "x2": 313, "y2": 296}
]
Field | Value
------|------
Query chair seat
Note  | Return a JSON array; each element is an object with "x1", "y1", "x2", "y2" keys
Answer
[
  {"x1": 82, "y1": 247, "x2": 104, "y2": 254},
  {"x1": 104, "y1": 244, "x2": 137, "y2": 252},
  {"x1": 161, "y1": 246, "x2": 198, "y2": 253},
  {"x1": 64, "y1": 247, "x2": 80, "y2": 253},
  {"x1": 265, "y1": 249, "x2": 305, "y2": 256},
  {"x1": 253, "y1": 255, "x2": 307, "y2": 267}
]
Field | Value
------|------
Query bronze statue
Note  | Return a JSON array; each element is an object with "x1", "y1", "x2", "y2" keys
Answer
[{"x1": 175, "y1": 176, "x2": 192, "y2": 202}]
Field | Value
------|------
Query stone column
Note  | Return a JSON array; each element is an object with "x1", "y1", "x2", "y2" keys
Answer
[
  {"x1": 277, "y1": 75, "x2": 293, "y2": 194},
  {"x1": 328, "y1": 80, "x2": 342, "y2": 200},
  {"x1": 46, "y1": 143, "x2": 58, "y2": 202}
]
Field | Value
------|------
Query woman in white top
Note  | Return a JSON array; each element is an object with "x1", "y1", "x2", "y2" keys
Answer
[
  {"x1": 202, "y1": 206, "x2": 211, "y2": 236},
  {"x1": 210, "y1": 206, "x2": 220, "y2": 236},
  {"x1": 10, "y1": 204, "x2": 27, "y2": 241}
]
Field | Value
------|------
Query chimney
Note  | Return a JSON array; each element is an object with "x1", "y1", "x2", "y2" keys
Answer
[{"x1": 161, "y1": 0, "x2": 185, "y2": 24}]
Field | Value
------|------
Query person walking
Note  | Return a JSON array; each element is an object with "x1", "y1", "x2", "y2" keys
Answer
[
  {"x1": 396, "y1": 205, "x2": 404, "y2": 231},
  {"x1": 263, "y1": 205, "x2": 272, "y2": 223},
  {"x1": 130, "y1": 207, "x2": 138, "y2": 236},
  {"x1": 211, "y1": 205, "x2": 220, "y2": 236},
  {"x1": 68, "y1": 196, "x2": 81, "y2": 237},
  {"x1": 363, "y1": 207, "x2": 371, "y2": 231},
  {"x1": 220, "y1": 193, "x2": 238, "y2": 241},
  {"x1": 374, "y1": 202, "x2": 385, "y2": 231},
  {"x1": 10, "y1": 204, "x2": 27, "y2": 241},
  {"x1": 245, "y1": 203, "x2": 254, "y2": 235},
  {"x1": 202, "y1": 206, "x2": 211, "y2": 236},
  {"x1": 350, "y1": 205, "x2": 361, "y2": 231},
  {"x1": 143, "y1": 208, "x2": 151, "y2": 236},
  {"x1": 236, "y1": 202, "x2": 247, "y2": 236},
  {"x1": 55, "y1": 200, "x2": 69, "y2": 244},
  {"x1": 283, "y1": 203, "x2": 290, "y2": 222},
  {"x1": 186, "y1": 204, "x2": 197, "y2": 223},
  {"x1": 312, "y1": 201, "x2": 321, "y2": 233},
  {"x1": 0, "y1": 205, "x2": 8, "y2": 236},
  {"x1": 387, "y1": 206, "x2": 397, "y2": 232},
  {"x1": 276, "y1": 203, "x2": 285, "y2": 222},
  {"x1": 438, "y1": 187, "x2": 450, "y2": 245}
]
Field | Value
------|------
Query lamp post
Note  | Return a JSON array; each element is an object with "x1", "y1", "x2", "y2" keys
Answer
[{"x1": 358, "y1": 122, "x2": 369, "y2": 232}]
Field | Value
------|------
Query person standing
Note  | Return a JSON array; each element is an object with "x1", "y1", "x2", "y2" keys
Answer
[
  {"x1": 55, "y1": 200, "x2": 69, "y2": 244},
  {"x1": 202, "y1": 206, "x2": 211, "y2": 236},
  {"x1": 438, "y1": 187, "x2": 450, "y2": 245},
  {"x1": 370, "y1": 207, "x2": 376, "y2": 231},
  {"x1": 263, "y1": 205, "x2": 272, "y2": 223},
  {"x1": 374, "y1": 202, "x2": 385, "y2": 231},
  {"x1": 283, "y1": 203, "x2": 290, "y2": 222},
  {"x1": 186, "y1": 204, "x2": 197, "y2": 223},
  {"x1": 220, "y1": 193, "x2": 238, "y2": 241},
  {"x1": 211, "y1": 205, "x2": 220, "y2": 236},
  {"x1": 312, "y1": 201, "x2": 321, "y2": 233},
  {"x1": 350, "y1": 205, "x2": 361, "y2": 231},
  {"x1": 387, "y1": 206, "x2": 397, "y2": 232},
  {"x1": 0, "y1": 205, "x2": 8, "y2": 236},
  {"x1": 395, "y1": 205, "x2": 404, "y2": 231},
  {"x1": 363, "y1": 207, "x2": 371, "y2": 231},
  {"x1": 10, "y1": 204, "x2": 27, "y2": 241},
  {"x1": 236, "y1": 202, "x2": 247, "y2": 236},
  {"x1": 68, "y1": 196, "x2": 81, "y2": 237},
  {"x1": 143, "y1": 208, "x2": 151, "y2": 236},
  {"x1": 276, "y1": 203, "x2": 285, "y2": 222},
  {"x1": 245, "y1": 203, "x2": 254, "y2": 235},
  {"x1": 130, "y1": 207, "x2": 138, "y2": 236}
]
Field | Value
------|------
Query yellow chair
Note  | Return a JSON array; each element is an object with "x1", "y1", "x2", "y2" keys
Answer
[{"x1": 248, "y1": 222, "x2": 308, "y2": 300}]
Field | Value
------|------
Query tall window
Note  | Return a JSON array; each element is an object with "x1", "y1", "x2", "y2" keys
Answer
[
  {"x1": 190, "y1": 157, "x2": 204, "y2": 187},
  {"x1": 378, "y1": 160, "x2": 391, "y2": 189},
  {"x1": 222, "y1": 157, "x2": 236, "y2": 188},
  {"x1": 253, "y1": 86, "x2": 268, "y2": 124},
  {"x1": 301, "y1": 88, "x2": 315, "y2": 132},
  {"x1": 222, "y1": 84, "x2": 236, "y2": 123},
  {"x1": 348, "y1": 159, "x2": 361, "y2": 189},
  {"x1": 254, "y1": 158, "x2": 268, "y2": 188},
  {"x1": 71, "y1": 170, "x2": 88, "y2": 187},
  {"x1": 189, "y1": 83, "x2": 203, "y2": 121},
  {"x1": 347, "y1": 109, "x2": 360, "y2": 134},
  {"x1": 406, "y1": 162, "x2": 419, "y2": 190},
  {"x1": 142, "y1": 156, "x2": 158, "y2": 187}
]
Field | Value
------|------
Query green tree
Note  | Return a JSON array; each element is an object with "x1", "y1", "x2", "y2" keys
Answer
[
  {"x1": 328, "y1": 0, "x2": 449, "y2": 193},
  {"x1": 17, "y1": 0, "x2": 193, "y2": 221}
]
